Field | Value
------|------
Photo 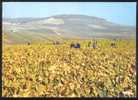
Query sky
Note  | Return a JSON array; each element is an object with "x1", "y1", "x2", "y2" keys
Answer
[{"x1": 3, "y1": 2, "x2": 136, "y2": 26}]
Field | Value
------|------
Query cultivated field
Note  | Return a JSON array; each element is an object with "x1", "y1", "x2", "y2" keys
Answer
[{"x1": 2, "y1": 39, "x2": 136, "y2": 97}]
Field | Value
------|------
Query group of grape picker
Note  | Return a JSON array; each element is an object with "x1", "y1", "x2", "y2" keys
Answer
[
  {"x1": 27, "y1": 39, "x2": 117, "y2": 49},
  {"x1": 70, "y1": 39, "x2": 117, "y2": 49}
]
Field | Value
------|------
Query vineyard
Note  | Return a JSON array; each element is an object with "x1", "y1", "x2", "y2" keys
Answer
[{"x1": 2, "y1": 39, "x2": 136, "y2": 97}]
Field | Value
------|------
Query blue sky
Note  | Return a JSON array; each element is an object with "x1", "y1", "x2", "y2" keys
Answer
[{"x1": 3, "y1": 2, "x2": 136, "y2": 26}]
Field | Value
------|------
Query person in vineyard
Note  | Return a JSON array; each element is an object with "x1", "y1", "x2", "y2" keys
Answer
[
  {"x1": 56, "y1": 41, "x2": 60, "y2": 45},
  {"x1": 27, "y1": 42, "x2": 31, "y2": 45},
  {"x1": 70, "y1": 43, "x2": 80, "y2": 48},
  {"x1": 111, "y1": 40, "x2": 116, "y2": 48},
  {"x1": 70, "y1": 43, "x2": 75, "y2": 48},
  {"x1": 53, "y1": 41, "x2": 60, "y2": 45},
  {"x1": 88, "y1": 41, "x2": 91, "y2": 47},
  {"x1": 93, "y1": 40, "x2": 97, "y2": 49},
  {"x1": 76, "y1": 43, "x2": 80, "y2": 48}
]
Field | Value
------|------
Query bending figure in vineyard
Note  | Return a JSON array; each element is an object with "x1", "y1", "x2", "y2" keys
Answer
[
  {"x1": 53, "y1": 41, "x2": 60, "y2": 45},
  {"x1": 75, "y1": 43, "x2": 80, "y2": 48},
  {"x1": 70, "y1": 43, "x2": 80, "y2": 48},
  {"x1": 27, "y1": 42, "x2": 31, "y2": 45},
  {"x1": 111, "y1": 41, "x2": 116, "y2": 48},
  {"x1": 70, "y1": 43, "x2": 75, "y2": 48}
]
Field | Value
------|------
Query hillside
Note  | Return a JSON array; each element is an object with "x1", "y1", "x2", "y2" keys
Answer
[{"x1": 3, "y1": 14, "x2": 136, "y2": 44}]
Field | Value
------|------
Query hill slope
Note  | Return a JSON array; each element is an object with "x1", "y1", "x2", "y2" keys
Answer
[{"x1": 3, "y1": 14, "x2": 136, "y2": 44}]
